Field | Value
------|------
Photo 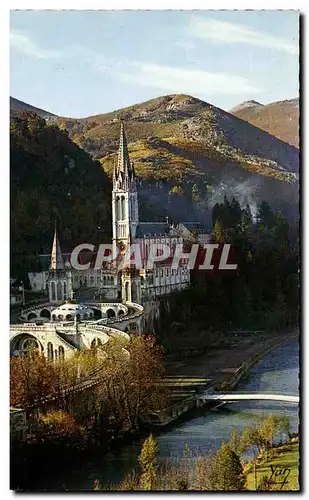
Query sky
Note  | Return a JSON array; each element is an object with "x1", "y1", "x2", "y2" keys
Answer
[{"x1": 10, "y1": 10, "x2": 299, "y2": 118}]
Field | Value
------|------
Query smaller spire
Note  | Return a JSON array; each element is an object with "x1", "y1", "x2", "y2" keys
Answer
[{"x1": 50, "y1": 224, "x2": 64, "y2": 270}]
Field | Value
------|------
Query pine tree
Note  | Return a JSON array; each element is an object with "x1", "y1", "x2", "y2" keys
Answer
[
  {"x1": 138, "y1": 434, "x2": 159, "y2": 490},
  {"x1": 209, "y1": 443, "x2": 246, "y2": 491}
]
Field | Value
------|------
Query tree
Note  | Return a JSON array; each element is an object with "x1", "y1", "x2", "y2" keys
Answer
[
  {"x1": 95, "y1": 335, "x2": 169, "y2": 432},
  {"x1": 213, "y1": 220, "x2": 225, "y2": 244},
  {"x1": 139, "y1": 434, "x2": 159, "y2": 490},
  {"x1": 209, "y1": 443, "x2": 246, "y2": 491},
  {"x1": 10, "y1": 353, "x2": 55, "y2": 408}
]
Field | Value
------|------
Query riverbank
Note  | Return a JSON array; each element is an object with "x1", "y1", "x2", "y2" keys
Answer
[
  {"x1": 165, "y1": 327, "x2": 299, "y2": 392},
  {"x1": 245, "y1": 441, "x2": 299, "y2": 490}
]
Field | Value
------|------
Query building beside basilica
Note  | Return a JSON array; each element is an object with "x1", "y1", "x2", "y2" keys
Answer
[{"x1": 28, "y1": 122, "x2": 211, "y2": 305}]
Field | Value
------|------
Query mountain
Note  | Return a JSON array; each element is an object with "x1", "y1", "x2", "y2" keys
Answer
[
  {"x1": 10, "y1": 97, "x2": 58, "y2": 120},
  {"x1": 229, "y1": 100, "x2": 263, "y2": 113},
  {"x1": 229, "y1": 98, "x2": 299, "y2": 148},
  {"x1": 52, "y1": 94, "x2": 299, "y2": 222},
  {"x1": 10, "y1": 94, "x2": 299, "y2": 267}
]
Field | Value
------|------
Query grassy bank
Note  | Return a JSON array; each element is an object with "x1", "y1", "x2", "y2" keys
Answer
[{"x1": 245, "y1": 442, "x2": 299, "y2": 491}]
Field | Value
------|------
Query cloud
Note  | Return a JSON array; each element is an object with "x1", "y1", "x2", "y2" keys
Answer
[
  {"x1": 174, "y1": 40, "x2": 196, "y2": 51},
  {"x1": 10, "y1": 32, "x2": 62, "y2": 60},
  {"x1": 118, "y1": 61, "x2": 261, "y2": 96},
  {"x1": 10, "y1": 31, "x2": 106, "y2": 66},
  {"x1": 189, "y1": 17, "x2": 299, "y2": 55}
]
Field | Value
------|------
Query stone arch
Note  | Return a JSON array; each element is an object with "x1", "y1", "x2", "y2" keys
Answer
[
  {"x1": 118, "y1": 310, "x2": 124, "y2": 317},
  {"x1": 59, "y1": 346, "x2": 65, "y2": 359},
  {"x1": 40, "y1": 309, "x2": 51, "y2": 319},
  {"x1": 27, "y1": 312, "x2": 37, "y2": 321},
  {"x1": 97, "y1": 338, "x2": 102, "y2": 346},
  {"x1": 47, "y1": 342, "x2": 54, "y2": 360},
  {"x1": 124, "y1": 327, "x2": 129, "y2": 333},
  {"x1": 57, "y1": 282, "x2": 62, "y2": 302},
  {"x1": 10, "y1": 333, "x2": 41, "y2": 356},
  {"x1": 91, "y1": 338, "x2": 96, "y2": 349},
  {"x1": 91, "y1": 307, "x2": 102, "y2": 319},
  {"x1": 51, "y1": 282, "x2": 56, "y2": 301},
  {"x1": 106, "y1": 308, "x2": 116, "y2": 318}
]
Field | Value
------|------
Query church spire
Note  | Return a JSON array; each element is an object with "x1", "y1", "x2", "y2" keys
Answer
[
  {"x1": 114, "y1": 120, "x2": 133, "y2": 189},
  {"x1": 50, "y1": 225, "x2": 64, "y2": 270}
]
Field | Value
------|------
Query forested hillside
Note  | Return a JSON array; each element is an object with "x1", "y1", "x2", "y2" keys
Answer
[{"x1": 10, "y1": 112, "x2": 112, "y2": 275}]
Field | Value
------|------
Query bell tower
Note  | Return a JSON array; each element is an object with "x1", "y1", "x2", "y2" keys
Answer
[{"x1": 112, "y1": 120, "x2": 139, "y2": 250}]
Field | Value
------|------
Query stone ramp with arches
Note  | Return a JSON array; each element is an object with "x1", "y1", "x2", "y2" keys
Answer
[
  {"x1": 10, "y1": 300, "x2": 144, "y2": 359},
  {"x1": 19, "y1": 301, "x2": 129, "y2": 323}
]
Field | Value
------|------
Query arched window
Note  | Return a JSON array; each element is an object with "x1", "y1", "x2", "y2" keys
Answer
[
  {"x1": 51, "y1": 282, "x2": 56, "y2": 301},
  {"x1": 27, "y1": 312, "x2": 37, "y2": 321},
  {"x1": 47, "y1": 342, "x2": 54, "y2": 360},
  {"x1": 63, "y1": 282, "x2": 67, "y2": 300},
  {"x1": 91, "y1": 339, "x2": 96, "y2": 349},
  {"x1": 57, "y1": 281, "x2": 62, "y2": 302},
  {"x1": 106, "y1": 309, "x2": 116, "y2": 318},
  {"x1": 121, "y1": 196, "x2": 126, "y2": 220},
  {"x1": 116, "y1": 196, "x2": 121, "y2": 220},
  {"x1": 97, "y1": 338, "x2": 102, "y2": 346},
  {"x1": 125, "y1": 282, "x2": 130, "y2": 302},
  {"x1": 66, "y1": 314, "x2": 73, "y2": 321},
  {"x1": 52, "y1": 314, "x2": 56, "y2": 321},
  {"x1": 58, "y1": 314, "x2": 64, "y2": 321},
  {"x1": 59, "y1": 346, "x2": 65, "y2": 360},
  {"x1": 132, "y1": 282, "x2": 138, "y2": 302}
]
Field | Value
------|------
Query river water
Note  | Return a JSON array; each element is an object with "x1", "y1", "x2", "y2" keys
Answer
[{"x1": 43, "y1": 339, "x2": 299, "y2": 491}]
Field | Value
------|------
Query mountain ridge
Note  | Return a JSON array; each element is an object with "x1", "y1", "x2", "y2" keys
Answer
[
  {"x1": 10, "y1": 93, "x2": 299, "y2": 231},
  {"x1": 230, "y1": 97, "x2": 299, "y2": 147}
]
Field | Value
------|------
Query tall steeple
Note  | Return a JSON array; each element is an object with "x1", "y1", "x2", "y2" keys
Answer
[
  {"x1": 112, "y1": 120, "x2": 139, "y2": 247},
  {"x1": 113, "y1": 120, "x2": 134, "y2": 191},
  {"x1": 50, "y1": 225, "x2": 64, "y2": 271}
]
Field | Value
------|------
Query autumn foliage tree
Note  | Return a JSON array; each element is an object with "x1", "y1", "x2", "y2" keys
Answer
[{"x1": 95, "y1": 335, "x2": 169, "y2": 432}]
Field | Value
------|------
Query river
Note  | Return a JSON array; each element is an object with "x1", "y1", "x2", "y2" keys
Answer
[{"x1": 41, "y1": 339, "x2": 299, "y2": 491}]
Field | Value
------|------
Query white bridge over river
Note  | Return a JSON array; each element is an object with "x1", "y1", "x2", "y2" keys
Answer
[{"x1": 198, "y1": 392, "x2": 299, "y2": 405}]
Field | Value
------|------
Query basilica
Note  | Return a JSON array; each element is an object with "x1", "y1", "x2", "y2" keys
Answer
[{"x1": 28, "y1": 121, "x2": 211, "y2": 306}]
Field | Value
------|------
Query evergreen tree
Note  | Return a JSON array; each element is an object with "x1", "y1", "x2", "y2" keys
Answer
[
  {"x1": 257, "y1": 201, "x2": 276, "y2": 228},
  {"x1": 242, "y1": 204, "x2": 253, "y2": 229},
  {"x1": 209, "y1": 443, "x2": 246, "y2": 491},
  {"x1": 139, "y1": 434, "x2": 159, "y2": 490}
]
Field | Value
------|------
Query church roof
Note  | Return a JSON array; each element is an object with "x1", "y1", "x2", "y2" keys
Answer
[
  {"x1": 135, "y1": 222, "x2": 169, "y2": 238},
  {"x1": 181, "y1": 221, "x2": 211, "y2": 233}
]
